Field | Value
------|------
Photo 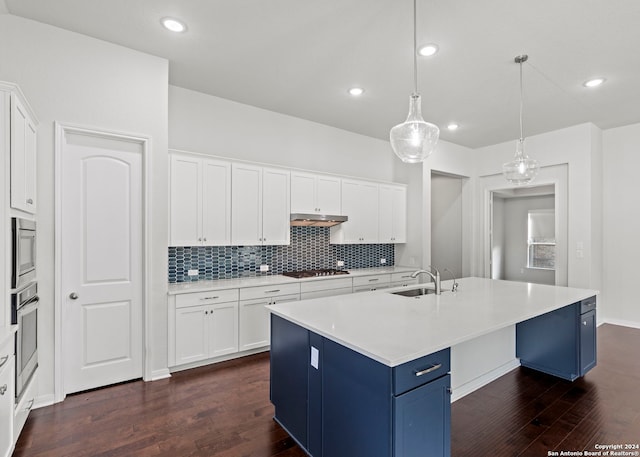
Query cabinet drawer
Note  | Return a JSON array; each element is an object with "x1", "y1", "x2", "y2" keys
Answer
[
  {"x1": 581, "y1": 296, "x2": 596, "y2": 314},
  {"x1": 393, "y1": 348, "x2": 450, "y2": 395},
  {"x1": 391, "y1": 272, "x2": 416, "y2": 283},
  {"x1": 353, "y1": 274, "x2": 390, "y2": 288},
  {"x1": 240, "y1": 283, "x2": 300, "y2": 300},
  {"x1": 175, "y1": 289, "x2": 239, "y2": 309},
  {"x1": 301, "y1": 277, "x2": 353, "y2": 293}
]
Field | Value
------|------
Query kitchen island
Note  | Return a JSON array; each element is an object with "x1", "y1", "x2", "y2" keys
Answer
[{"x1": 266, "y1": 277, "x2": 598, "y2": 457}]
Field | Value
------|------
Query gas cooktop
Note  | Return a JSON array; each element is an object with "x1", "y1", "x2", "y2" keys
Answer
[{"x1": 282, "y1": 269, "x2": 350, "y2": 279}]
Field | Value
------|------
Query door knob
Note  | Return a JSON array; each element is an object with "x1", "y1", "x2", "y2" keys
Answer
[{"x1": 69, "y1": 292, "x2": 79, "y2": 300}]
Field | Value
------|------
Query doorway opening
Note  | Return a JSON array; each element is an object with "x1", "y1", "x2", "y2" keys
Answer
[{"x1": 490, "y1": 184, "x2": 557, "y2": 285}]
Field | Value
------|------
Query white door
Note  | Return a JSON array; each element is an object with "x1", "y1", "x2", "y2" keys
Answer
[{"x1": 60, "y1": 129, "x2": 143, "y2": 395}]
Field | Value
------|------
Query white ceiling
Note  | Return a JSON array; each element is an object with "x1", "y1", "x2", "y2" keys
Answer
[{"x1": 5, "y1": 0, "x2": 640, "y2": 148}]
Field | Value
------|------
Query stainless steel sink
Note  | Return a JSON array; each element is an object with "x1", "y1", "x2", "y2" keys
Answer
[{"x1": 390, "y1": 287, "x2": 437, "y2": 297}]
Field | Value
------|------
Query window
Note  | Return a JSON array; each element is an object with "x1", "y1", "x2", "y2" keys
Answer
[{"x1": 527, "y1": 209, "x2": 555, "y2": 269}]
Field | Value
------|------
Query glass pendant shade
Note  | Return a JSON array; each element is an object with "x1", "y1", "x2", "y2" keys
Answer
[
  {"x1": 390, "y1": 93, "x2": 440, "y2": 163},
  {"x1": 502, "y1": 138, "x2": 539, "y2": 185}
]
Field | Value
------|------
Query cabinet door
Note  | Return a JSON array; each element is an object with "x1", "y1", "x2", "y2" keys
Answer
[
  {"x1": 208, "y1": 302, "x2": 239, "y2": 357},
  {"x1": 339, "y1": 180, "x2": 379, "y2": 243},
  {"x1": 291, "y1": 171, "x2": 317, "y2": 214},
  {"x1": 175, "y1": 306, "x2": 209, "y2": 365},
  {"x1": 231, "y1": 163, "x2": 263, "y2": 245},
  {"x1": 379, "y1": 185, "x2": 407, "y2": 243},
  {"x1": 391, "y1": 185, "x2": 407, "y2": 243},
  {"x1": 202, "y1": 159, "x2": 231, "y2": 245},
  {"x1": 394, "y1": 374, "x2": 451, "y2": 457},
  {"x1": 378, "y1": 185, "x2": 394, "y2": 242},
  {"x1": 239, "y1": 298, "x2": 271, "y2": 351},
  {"x1": 10, "y1": 93, "x2": 37, "y2": 213},
  {"x1": 262, "y1": 167, "x2": 290, "y2": 245},
  {"x1": 169, "y1": 154, "x2": 202, "y2": 246},
  {"x1": 580, "y1": 309, "x2": 597, "y2": 375},
  {"x1": 316, "y1": 175, "x2": 341, "y2": 215}
]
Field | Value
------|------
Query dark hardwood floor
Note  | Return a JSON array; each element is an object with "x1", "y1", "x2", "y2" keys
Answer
[{"x1": 14, "y1": 324, "x2": 640, "y2": 456}]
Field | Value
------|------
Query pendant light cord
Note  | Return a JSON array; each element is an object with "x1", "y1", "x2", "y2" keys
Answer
[
  {"x1": 519, "y1": 58, "x2": 524, "y2": 141},
  {"x1": 413, "y1": 0, "x2": 418, "y2": 94}
]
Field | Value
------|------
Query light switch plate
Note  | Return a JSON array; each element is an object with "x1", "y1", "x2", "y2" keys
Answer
[
  {"x1": 336, "y1": 260, "x2": 345, "y2": 267},
  {"x1": 187, "y1": 269, "x2": 199, "y2": 276},
  {"x1": 380, "y1": 258, "x2": 387, "y2": 264},
  {"x1": 260, "y1": 264, "x2": 269, "y2": 272}
]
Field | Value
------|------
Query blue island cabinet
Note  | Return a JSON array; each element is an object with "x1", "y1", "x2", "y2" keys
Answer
[
  {"x1": 516, "y1": 296, "x2": 597, "y2": 381},
  {"x1": 270, "y1": 314, "x2": 452, "y2": 457}
]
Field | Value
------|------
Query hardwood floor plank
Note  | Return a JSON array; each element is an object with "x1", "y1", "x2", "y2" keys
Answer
[{"x1": 14, "y1": 324, "x2": 640, "y2": 456}]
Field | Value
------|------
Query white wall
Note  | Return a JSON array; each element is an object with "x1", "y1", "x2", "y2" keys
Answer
[
  {"x1": 602, "y1": 123, "x2": 640, "y2": 328},
  {"x1": 169, "y1": 85, "x2": 396, "y2": 181},
  {"x1": 474, "y1": 123, "x2": 602, "y2": 290},
  {"x1": 431, "y1": 173, "x2": 463, "y2": 278},
  {"x1": 420, "y1": 141, "x2": 476, "y2": 275},
  {"x1": 0, "y1": 15, "x2": 169, "y2": 402}
]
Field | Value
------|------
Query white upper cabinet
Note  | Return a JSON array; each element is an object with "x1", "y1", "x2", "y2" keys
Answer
[
  {"x1": 291, "y1": 171, "x2": 341, "y2": 215},
  {"x1": 10, "y1": 92, "x2": 38, "y2": 214},
  {"x1": 379, "y1": 184, "x2": 407, "y2": 243},
  {"x1": 331, "y1": 179, "x2": 379, "y2": 244},
  {"x1": 232, "y1": 163, "x2": 290, "y2": 245},
  {"x1": 169, "y1": 153, "x2": 231, "y2": 246}
]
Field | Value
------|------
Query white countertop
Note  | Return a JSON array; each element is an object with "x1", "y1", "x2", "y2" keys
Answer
[
  {"x1": 167, "y1": 266, "x2": 417, "y2": 295},
  {"x1": 266, "y1": 277, "x2": 599, "y2": 367}
]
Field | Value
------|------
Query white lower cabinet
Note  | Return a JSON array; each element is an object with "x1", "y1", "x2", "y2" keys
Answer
[
  {"x1": 0, "y1": 351, "x2": 14, "y2": 457},
  {"x1": 353, "y1": 274, "x2": 392, "y2": 292},
  {"x1": 300, "y1": 277, "x2": 353, "y2": 300},
  {"x1": 390, "y1": 271, "x2": 419, "y2": 288},
  {"x1": 239, "y1": 283, "x2": 300, "y2": 351},
  {"x1": 170, "y1": 289, "x2": 239, "y2": 366},
  {"x1": 175, "y1": 302, "x2": 239, "y2": 365}
]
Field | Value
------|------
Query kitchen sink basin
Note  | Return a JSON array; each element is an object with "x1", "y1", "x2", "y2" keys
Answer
[{"x1": 391, "y1": 287, "x2": 437, "y2": 297}]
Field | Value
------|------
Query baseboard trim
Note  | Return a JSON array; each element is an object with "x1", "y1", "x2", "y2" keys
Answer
[
  {"x1": 451, "y1": 359, "x2": 521, "y2": 402},
  {"x1": 148, "y1": 368, "x2": 171, "y2": 381},
  {"x1": 600, "y1": 319, "x2": 640, "y2": 330},
  {"x1": 34, "y1": 393, "x2": 56, "y2": 409}
]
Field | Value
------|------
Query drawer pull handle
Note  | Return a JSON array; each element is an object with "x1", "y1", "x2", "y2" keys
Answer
[
  {"x1": 368, "y1": 278, "x2": 379, "y2": 282},
  {"x1": 0, "y1": 355, "x2": 8, "y2": 368},
  {"x1": 200, "y1": 296, "x2": 220, "y2": 300},
  {"x1": 264, "y1": 289, "x2": 280, "y2": 294},
  {"x1": 0, "y1": 384, "x2": 7, "y2": 395},
  {"x1": 414, "y1": 363, "x2": 442, "y2": 377}
]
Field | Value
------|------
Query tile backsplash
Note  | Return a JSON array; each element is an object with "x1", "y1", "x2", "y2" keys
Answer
[{"x1": 168, "y1": 226, "x2": 394, "y2": 282}]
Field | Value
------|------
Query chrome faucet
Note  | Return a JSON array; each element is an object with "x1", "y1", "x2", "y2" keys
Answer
[{"x1": 410, "y1": 266, "x2": 441, "y2": 295}]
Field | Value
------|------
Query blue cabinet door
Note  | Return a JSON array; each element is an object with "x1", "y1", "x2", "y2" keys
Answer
[
  {"x1": 580, "y1": 309, "x2": 596, "y2": 375},
  {"x1": 270, "y1": 315, "x2": 309, "y2": 448},
  {"x1": 394, "y1": 374, "x2": 451, "y2": 457}
]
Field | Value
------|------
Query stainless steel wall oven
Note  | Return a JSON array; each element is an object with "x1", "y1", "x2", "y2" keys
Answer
[
  {"x1": 11, "y1": 217, "x2": 36, "y2": 290},
  {"x1": 12, "y1": 281, "x2": 38, "y2": 402}
]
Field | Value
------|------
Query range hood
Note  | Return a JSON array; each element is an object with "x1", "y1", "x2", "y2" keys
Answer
[{"x1": 290, "y1": 213, "x2": 348, "y2": 227}]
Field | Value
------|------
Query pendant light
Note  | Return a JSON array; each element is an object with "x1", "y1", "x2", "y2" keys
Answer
[
  {"x1": 503, "y1": 54, "x2": 539, "y2": 185},
  {"x1": 389, "y1": 0, "x2": 440, "y2": 163}
]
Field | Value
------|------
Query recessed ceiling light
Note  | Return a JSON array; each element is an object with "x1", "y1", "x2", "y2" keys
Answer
[
  {"x1": 348, "y1": 87, "x2": 365, "y2": 96},
  {"x1": 447, "y1": 123, "x2": 459, "y2": 131},
  {"x1": 161, "y1": 17, "x2": 186, "y2": 33},
  {"x1": 583, "y1": 78, "x2": 605, "y2": 88},
  {"x1": 418, "y1": 44, "x2": 439, "y2": 57}
]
